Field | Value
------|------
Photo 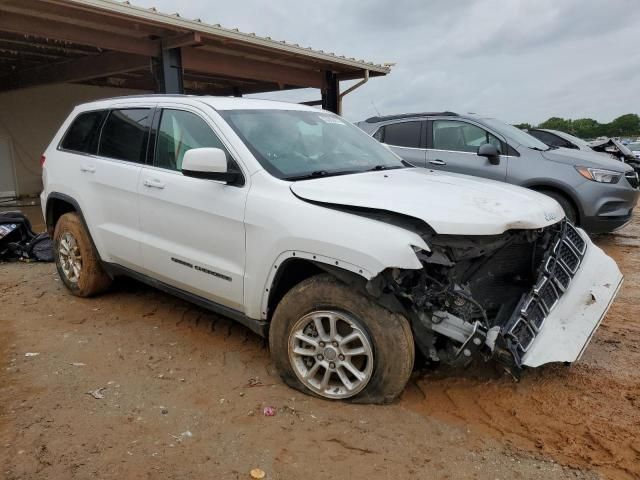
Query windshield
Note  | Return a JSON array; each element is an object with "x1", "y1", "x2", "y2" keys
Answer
[
  {"x1": 481, "y1": 117, "x2": 551, "y2": 151},
  {"x1": 218, "y1": 109, "x2": 405, "y2": 180},
  {"x1": 553, "y1": 130, "x2": 592, "y2": 148}
]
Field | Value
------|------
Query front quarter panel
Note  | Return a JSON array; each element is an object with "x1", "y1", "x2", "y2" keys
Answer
[{"x1": 243, "y1": 171, "x2": 427, "y2": 319}]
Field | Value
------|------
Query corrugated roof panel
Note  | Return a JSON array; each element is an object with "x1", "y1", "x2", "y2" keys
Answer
[{"x1": 66, "y1": 0, "x2": 391, "y2": 74}]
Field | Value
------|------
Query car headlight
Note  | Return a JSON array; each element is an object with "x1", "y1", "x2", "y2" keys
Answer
[{"x1": 575, "y1": 166, "x2": 622, "y2": 184}]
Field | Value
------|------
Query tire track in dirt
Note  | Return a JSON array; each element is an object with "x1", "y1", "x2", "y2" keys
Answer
[{"x1": 403, "y1": 217, "x2": 640, "y2": 480}]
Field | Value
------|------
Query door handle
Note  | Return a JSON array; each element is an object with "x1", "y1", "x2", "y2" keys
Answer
[
  {"x1": 429, "y1": 159, "x2": 447, "y2": 166},
  {"x1": 80, "y1": 164, "x2": 96, "y2": 173},
  {"x1": 143, "y1": 179, "x2": 166, "y2": 189}
]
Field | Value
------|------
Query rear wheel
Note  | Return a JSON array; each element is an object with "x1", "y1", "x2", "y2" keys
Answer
[
  {"x1": 53, "y1": 212, "x2": 111, "y2": 297},
  {"x1": 537, "y1": 189, "x2": 578, "y2": 224},
  {"x1": 269, "y1": 274, "x2": 414, "y2": 403}
]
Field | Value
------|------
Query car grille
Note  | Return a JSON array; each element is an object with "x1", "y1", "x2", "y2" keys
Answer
[
  {"x1": 625, "y1": 171, "x2": 639, "y2": 189},
  {"x1": 506, "y1": 222, "x2": 587, "y2": 360}
]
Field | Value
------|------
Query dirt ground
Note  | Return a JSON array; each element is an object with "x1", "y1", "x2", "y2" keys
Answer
[{"x1": 1, "y1": 206, "x2": 639, "y2": 479}]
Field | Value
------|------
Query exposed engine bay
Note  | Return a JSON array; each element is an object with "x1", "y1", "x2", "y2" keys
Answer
[{"x1": 366, "y1": 219, "x2": 588, "y2": 372}]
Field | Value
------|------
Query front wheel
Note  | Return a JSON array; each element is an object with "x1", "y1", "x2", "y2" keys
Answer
[
  {"x1": 53, "y1": 212, "x2": 112, "y2": 297},
  {"x1": 269, "y1": 274, "x2": 414, "y2": 403}
]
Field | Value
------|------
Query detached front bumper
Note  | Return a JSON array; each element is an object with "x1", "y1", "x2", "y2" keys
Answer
[{"x1": 504, "y1": 225, "x2": 623, "y2": 368}]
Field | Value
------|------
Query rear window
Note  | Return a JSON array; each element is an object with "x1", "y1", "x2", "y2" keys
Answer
[
  {"x1": 60, "y1": 110, "x2": 107, "y2": 154},
  {"x1": 378, "y1": 121, "x2": 422, "y2": 148},
  {"x1": 98, "y1": 109, "x2": 151, "y2": 163}
]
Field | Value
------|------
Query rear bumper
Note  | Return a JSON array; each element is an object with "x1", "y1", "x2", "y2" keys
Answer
[{"x1": 520, "y1": 237, "x2": 623, "y2": 367}]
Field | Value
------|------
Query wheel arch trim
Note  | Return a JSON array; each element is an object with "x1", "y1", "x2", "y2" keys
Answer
[
  {"x1": 260, "y1": 250, "x2": 373, "y2": 320},
  {"x1": 45, "y1": 192, "x2": 107, "y2": 269}
]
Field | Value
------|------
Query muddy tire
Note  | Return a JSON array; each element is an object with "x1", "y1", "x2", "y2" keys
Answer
[
  {"x1": 269, "y1": 274, "x2": 414, "y2": 404},
  {"x1": 53, "y1": 212, "x2": 111, "y2": 297}
]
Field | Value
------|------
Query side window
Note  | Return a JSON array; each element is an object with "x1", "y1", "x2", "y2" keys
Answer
[
  {"x1": 98, "y1": 109, "x2": 151, "y2": 163},
  {"x1": 433, "y1": 120, "x2": 502, "y2": 154},
  {"x1": 381, "y1": 121, "x2": 421, "y2": 148},
  {"x1": 60, "y1": 110, "x2": 108, "y2": 154},
  {"x1": 155, "y1": 109, "x2": 231, "y2": 172}
]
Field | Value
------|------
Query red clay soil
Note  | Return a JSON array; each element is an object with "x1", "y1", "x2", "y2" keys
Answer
[
  {"x1": 403, "y1": 218, "x2": 640, "y2": 480},
  {"x1": 1, "y1": 207, "x2": 638, "y2": 479}
]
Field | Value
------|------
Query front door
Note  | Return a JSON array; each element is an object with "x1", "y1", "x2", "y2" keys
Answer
[
  {"x1": 427, "y1": 119, "x2": 508, "y2": 182},
  {"x1": 138, "y1": 106, "x2": 247, "y2": 311}
]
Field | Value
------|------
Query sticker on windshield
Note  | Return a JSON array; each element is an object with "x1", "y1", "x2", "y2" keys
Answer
[{"x1": 318, "y1": 115, "x2": 346, "y2": 125}]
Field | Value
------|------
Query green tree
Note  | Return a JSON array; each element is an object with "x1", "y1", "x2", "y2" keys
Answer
[
  {"x1": 606, "y1": 114, "x2": 640, "y2": 137},
  {"x1": 571, "y1": 118, "x2": 600, "y2": 139},
  {"x1": 538, "y1": 117, "x2": 572, "y2": 133},
  {"x1": 513, "y1": 122, "x2": 532, "y2": 130}
]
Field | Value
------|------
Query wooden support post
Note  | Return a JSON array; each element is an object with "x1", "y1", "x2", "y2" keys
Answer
[{"x1": 322, "y1": 71, "x2": 340, "y2": 114}]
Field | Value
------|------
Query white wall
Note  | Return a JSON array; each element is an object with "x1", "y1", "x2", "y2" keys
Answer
[{"x1": 0, "y1": 84, "x2": 146, "y2": 197}]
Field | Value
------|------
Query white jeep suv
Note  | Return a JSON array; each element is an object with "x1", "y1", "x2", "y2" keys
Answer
[{"x1": 41, "y1": 95, "x2": 623, "y2": 403}]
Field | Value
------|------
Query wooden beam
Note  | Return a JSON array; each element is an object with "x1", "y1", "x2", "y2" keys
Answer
[
  {"x1": 188, "y1": 83, "x2": 304, "y2": 97},
  {"x1": 182, "y1": 48, "x2": 323, "y2": 89},
  {"x1": 0, "y1": 52, "x2": 150, "y2": 91},
  {"x1": 79, "y1": 76, "x2": 155, "y2": 91},
  {"x1": 162, "y1": 32, "x2": 202, "y2": 50},
  {"x1": 0, "y1": 11, "x2": 158, "y2": 56}
]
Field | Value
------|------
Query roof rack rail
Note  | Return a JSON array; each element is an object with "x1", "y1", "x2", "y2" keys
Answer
[{"x1": 364, "y1": 111, "x2": 458, "y2": 123}]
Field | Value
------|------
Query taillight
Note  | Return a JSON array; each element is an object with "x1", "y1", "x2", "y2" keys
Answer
[{"x1": 40, "y1": 154, "x2": 46, "y2": 167}]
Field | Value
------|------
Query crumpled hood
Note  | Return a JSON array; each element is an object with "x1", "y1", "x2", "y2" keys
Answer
[
  {"x1": 541, "y1": 147, "x2": 633, "y2": 172},
  {"x1": 290, "y1": 168, "x2": 565, "y2": 235}
]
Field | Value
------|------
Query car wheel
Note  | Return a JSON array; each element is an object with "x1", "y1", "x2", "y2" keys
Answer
[
  {"x1": 269, "y1": 274, "x2": 414, "y2": 404},
  {"x1": 53, "y1": 212, "x2": 112, "y2": 297},
  {"x1": 538, "y1": 189, "x2": 578, "y2": 224}
]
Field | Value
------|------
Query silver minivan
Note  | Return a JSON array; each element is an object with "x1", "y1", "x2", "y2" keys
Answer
[{"x1": 359, "y1": 112, "x2": 639, "y2": 234}]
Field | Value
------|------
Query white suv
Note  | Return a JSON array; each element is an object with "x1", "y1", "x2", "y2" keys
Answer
[{"x1": 42, "y1": 95, "x2": 623, "y2": 403}]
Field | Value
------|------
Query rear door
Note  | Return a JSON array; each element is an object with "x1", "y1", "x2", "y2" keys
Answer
[
  {"x1": 59, "y1": 107, "x2": 152, "y2": 268},
  {"x1": 426, "y1": 119, "x2": 508, "y2": 181},
  {"x1": 138, "y1": 105, "x2": 247, "y2": 311},
  {"x1": 373, "y1": 120, "x2": 426, "y2": 166}
]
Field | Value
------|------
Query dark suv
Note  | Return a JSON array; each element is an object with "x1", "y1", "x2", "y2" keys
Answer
[{"x1": 358, "y1": 112, "x2": 639, "y2": 234}]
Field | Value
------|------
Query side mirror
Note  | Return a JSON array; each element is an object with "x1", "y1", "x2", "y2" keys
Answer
[
  {"x1": 182, "y1": 148, "x2": 243, "y2": 185},
  {"x1": 478, "y1": 143, "x2": 501, "y2": 165}
]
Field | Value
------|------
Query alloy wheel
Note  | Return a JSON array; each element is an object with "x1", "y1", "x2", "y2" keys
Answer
[{"x1": 288, "y1": 310, "x2": 374, "y2": 399}]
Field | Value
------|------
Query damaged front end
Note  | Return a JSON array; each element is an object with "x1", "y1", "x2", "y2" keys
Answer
[{"x1": 367, "y1": 220, "x2": 623, "y2": 373}]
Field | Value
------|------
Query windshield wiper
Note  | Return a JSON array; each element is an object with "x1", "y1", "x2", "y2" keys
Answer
[
  {"x1": 365, "y1": 164, "x2": 406, "y2": 172},
  {"x1": 284, "y1": 170, "x2": 358, "y2": 181}
]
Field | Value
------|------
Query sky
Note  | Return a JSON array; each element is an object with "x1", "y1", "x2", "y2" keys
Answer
[{"x1": 134, "y1": 0, "x2": 640, "y2": 124}]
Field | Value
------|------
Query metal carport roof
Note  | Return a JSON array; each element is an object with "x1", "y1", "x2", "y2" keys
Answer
[{"x1": 0, "y1": 0, "x2": 390, "y2": 112}]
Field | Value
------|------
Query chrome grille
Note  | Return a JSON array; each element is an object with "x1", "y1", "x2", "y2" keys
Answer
[
  {"x1": 521, "y1": 296, "x2": 546, "y2": 332},
  {"x1": 546, "y1": 258, "x2": 571, "y2": 291},
  {"x1": 557, "y1": 240, "x2": 580, "y2": 273},
  {"x1": 510, "y1": 318, "x2": 535, "y2": 352},
  {"x1": 507, "y1": 221, "x2": 587, "y2": 358},
  {"x1": 537, "y1": 277, "x2": 559, "y2": 312},
  {"x1": 565, "y1": 223, "x2": 586, "y2": 254}
]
